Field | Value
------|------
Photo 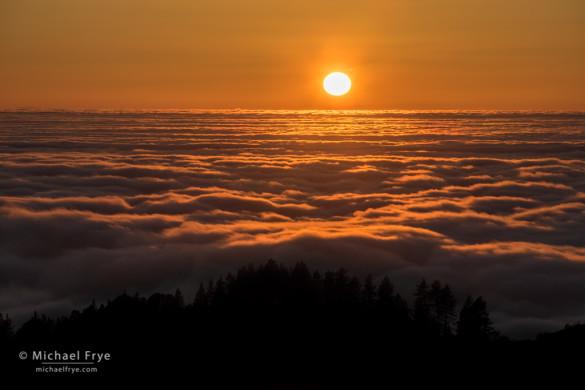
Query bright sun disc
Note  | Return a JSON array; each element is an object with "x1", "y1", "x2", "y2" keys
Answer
[{"x1": 323, "y1": 72, "x2": 351, "y2": 96}]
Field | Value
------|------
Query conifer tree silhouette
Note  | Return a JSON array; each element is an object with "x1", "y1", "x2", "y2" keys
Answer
[{"x1": 457, "y1": 295, "x2": 497, "y2": 341}]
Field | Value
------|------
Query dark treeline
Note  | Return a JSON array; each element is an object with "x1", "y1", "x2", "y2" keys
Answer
[{"x1": 1, "y1": 259, "x2": 584, "y2": 384}]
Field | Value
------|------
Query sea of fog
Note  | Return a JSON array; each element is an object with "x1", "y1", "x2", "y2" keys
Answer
[{"x1": 1, "y1": 110, "x2": 585, "y2": 338}]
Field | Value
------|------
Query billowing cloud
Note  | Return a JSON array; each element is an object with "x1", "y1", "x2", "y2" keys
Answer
[{"x1": 1, "y1": 110, "x2": 584, "y2": 338}]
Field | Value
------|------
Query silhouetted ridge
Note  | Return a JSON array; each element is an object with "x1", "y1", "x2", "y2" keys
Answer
[{"x1": 1, "y1": 260, "x2": 583, "y2": 383}]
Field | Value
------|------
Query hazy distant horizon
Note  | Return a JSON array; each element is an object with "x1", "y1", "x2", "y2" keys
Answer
[{"x1": 4, "y1": 108, "x2": 585, "y2": 113}]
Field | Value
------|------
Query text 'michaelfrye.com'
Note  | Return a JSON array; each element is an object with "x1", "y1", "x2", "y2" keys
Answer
[{"x1": 18, "y1": 349, "x2": 111, "y2": 374}]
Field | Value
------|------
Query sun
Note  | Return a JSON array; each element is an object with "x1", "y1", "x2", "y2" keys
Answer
[{"x1": 323, "y1": 72, "x2": 351, "y2": 96}]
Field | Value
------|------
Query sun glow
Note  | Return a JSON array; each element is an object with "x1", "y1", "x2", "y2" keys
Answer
[{"x1": 323, "y1": 72, "x2": 351, "y2": 96}]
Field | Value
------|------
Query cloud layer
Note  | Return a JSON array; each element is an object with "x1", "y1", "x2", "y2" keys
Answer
[{"x1": 1, "y1": 110, "x2": 585, "y2": 338}]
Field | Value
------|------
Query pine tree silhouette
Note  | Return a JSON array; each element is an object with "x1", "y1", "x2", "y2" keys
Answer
[
  {"x1": 0, "y1": 313, "x2": 14, "y2": 340},
  {"x1": 457, "y1": 295, "x2": 497, "y2": 341},
  {"x1": 8, "y1": 260, "x2": 572, "y2": 384}
]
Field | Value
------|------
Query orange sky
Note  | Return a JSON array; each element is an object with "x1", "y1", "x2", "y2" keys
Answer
[{"x1": 1, "y1": 0, "x2": 584, "y2": 109}]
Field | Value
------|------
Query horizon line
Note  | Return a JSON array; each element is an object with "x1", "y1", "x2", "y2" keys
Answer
[{"x1": 3, "y1": 107, "x2": 585, "y2": 114}]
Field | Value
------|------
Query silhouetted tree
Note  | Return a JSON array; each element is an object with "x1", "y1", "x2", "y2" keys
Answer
[
  {"x1": 194, "y1": 282, "x2": 208, "y2": 307},
  {"x1": 3, "y1": 259, "x2": 517, "y2": 383},
  {"x1": 323, "y1": 270, "x2": 337, "y2": 305},
  {"x1": 312, "y1": 270, "x2": 322, "y2": 284},
  {"x1": 371, "y1": 276, "x2": 411, "y2": 333},
  {"x1": 16, "y1": 312, "x2": 54, "y2": 346},
  {"x1": 0, "y1": 313, "x2": 14, "y2": 341},
  {"x1": 414, "y1": 280, "x2": 456, "y2": 336},
  {"x1": 212, "y1": 277, "x2": 227, "y2": 306},
  {"x1": 457, "y1": 295, "x2": 497, "y2": 341},
  {"x1": 206, "y1": 279, "x2": 216, "y2": 305},
  {"x1": 174, "y1": 288, "x2": 185, "y2": 308},
  {"x1": 428, "y1": 281, "x2": 456, "y2": 336},
  {"x1": 288, "y1": 261, "x2": 315, "y2": 308},
  {"x1": 414, "y1": 279, "x2": 431, "y2": 326},
  {"x1": 290, "y1": 261, "x2": 311, "y2": 285},
  {"x1": 378, "y1": 276, "x2": 395, "y2": 305},
  {"x1": 147, "y1": 291, "x2": 183, "y2": 312},
  {"x1": 83, "y1": 299, "x2": 97, "y2": 317},
  {"x1": 362, "y1": 274, "x2": 376, "y2": 308},
  {"x1": 348, "y1": 276, "x2": 361, "y2": 299},
  {"x1": 393, "y1": 294, "x2": 410, "y2": 323}
]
